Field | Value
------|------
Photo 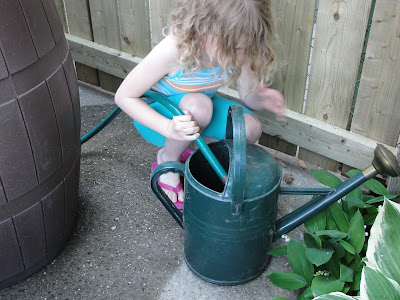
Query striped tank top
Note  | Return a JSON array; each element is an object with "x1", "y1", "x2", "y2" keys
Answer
[{"x1": 151, "y1": 66, "x2": 227, "y2": 98}]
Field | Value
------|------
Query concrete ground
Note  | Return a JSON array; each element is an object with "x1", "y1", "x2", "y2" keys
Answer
[{"x1": 0, "y1": 84, "x2": 333, "y2": 300}]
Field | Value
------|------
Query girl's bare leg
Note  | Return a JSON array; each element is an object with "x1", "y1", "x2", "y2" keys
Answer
[{"x1": 157, "y1": 93, "x2": 213, "y2": 203}]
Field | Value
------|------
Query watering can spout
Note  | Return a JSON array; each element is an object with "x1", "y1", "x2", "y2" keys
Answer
[{"x1": 273, "y1": 144, "x2": 400, "y2": 242}]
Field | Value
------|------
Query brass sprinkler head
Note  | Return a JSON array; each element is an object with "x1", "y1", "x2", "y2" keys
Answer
[{"x1": 363, "y1": 144, "x2": 400, "y2": 179}]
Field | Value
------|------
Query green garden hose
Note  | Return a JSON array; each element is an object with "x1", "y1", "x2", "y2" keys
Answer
[{"x1": 81, "y1": 91, "x2": 228, "y2": 183}]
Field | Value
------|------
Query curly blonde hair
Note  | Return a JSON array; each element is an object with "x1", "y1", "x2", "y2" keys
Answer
[{"x1": 170, "y1": 0, "x2": 278, "y2": 87}]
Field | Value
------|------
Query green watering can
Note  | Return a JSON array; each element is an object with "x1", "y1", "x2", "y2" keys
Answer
[{"x1": 149, "y1": 95, "x2": 400, "y2": 286}]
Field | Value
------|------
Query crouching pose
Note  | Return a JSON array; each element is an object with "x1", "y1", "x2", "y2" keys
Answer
[{"x1": 115, "y1": 0, "x2": 285, "y2": 209}]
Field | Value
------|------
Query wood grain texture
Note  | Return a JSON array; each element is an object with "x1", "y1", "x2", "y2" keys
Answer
[
  {"x1": 261, "y1": 0, "x2": 317, "y2": 155},
  {"x1": 66, "y1": 34, "x2": 398, "y2": 170},
  {"x1": 149, "y1": 0, "x2": 177, "y2": 48},
  {"x1": 64, "y1": 0, "x2": 99, "y2": 85},
  {"x1": 298, "y1": 0, "x2": 372, "y2": 170},
  {"x1": 351, "y1": 0, "x2": 400, "y2": 147},
  {"x1": 89, "y1": 0, "x2": 122, "y2": 92},
  {"x1": 119, "y1": 0, "x2": 151, "y2": 56}
]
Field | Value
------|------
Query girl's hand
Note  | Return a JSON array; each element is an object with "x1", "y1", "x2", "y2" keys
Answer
[
  {"x1": 166, "y1": 110, "x2": 200, "y2": 141},
  {"x1": 257, "y1": 86, "x2": 286, "y2": 122},
  {"x1": 242, "y1": 84, "x2": 286, "y2": 122}
]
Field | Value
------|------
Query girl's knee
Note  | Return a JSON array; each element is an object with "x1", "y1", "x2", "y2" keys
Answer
[
  {"x1": 180, "y1": 93, "x2": 213, "y2": 127},
  {"x1": 244, "y1": 113, "x2": 262, "y2": 143}
]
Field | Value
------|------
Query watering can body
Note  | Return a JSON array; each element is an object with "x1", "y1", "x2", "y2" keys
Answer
[
  {"x1": 183, "y1": 140, "x2": 281, "y2": 285},
  {"x1": 151, "y1": 106, "x2": 283, "y2": 285},
  {"x1": 150, "y1": 104, "x2": 400, "y2": 286}
]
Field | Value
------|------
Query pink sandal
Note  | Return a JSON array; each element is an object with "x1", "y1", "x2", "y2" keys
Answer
[
  {"x1": 179, "y1": 149, "x2": 194, "y2": 163},
  {"x1": 151, "y1": 161, "x2": 184, "y2": 210}
]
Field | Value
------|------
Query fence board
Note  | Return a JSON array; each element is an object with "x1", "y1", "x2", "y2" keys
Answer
[
  {"x1": 261, "y1": 0, "x2": 317, "y2": 155},
  {"x1": 119, "y1": 0, "x2": 151, "y2": 57},
  {"x1": 298, "y1": 0, "x2": 372, "y2": 171},
  {"x1": 64, "y1": 0, "x2": 99, "y2": 85},
  {"x1": 351, "y1": 0, "x2": 400, "y2": 147},
  {"x1": 149, "y1": 0, "x2": 177, "y2": 47},
  {"x1": 66, "y1": 33, "x2": 398, "y2": 171},
  {"x1": 89, "y1": 0, "x2": 122, "y2": 92}
]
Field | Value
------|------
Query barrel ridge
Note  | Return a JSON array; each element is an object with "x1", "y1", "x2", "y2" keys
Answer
[{"x1": 0, "y1": 0, "x2": 80, "y2": 288}]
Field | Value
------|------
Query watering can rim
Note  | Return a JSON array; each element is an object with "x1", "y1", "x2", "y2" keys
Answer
[{"x1": 185, "y1": 140, "x2": 283, "y2": 202}]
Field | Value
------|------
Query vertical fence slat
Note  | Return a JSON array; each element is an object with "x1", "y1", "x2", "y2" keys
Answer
[
  {"x1": 64, "y1": 0, "x2": 99, "y2": 86},
  {"x1": 119, "y1": 0, "x2": 151, "y2": 58},
  {"x1": 89, "y1": 0, "x2": 122, "y2": 92},
  {"x1": 350, "y1": 0, "x2": 400, "y2": 147},
  {"x1": 260, "y1": 0, "x2": 317, "y2": 155},
  {"x1": 149, "y1": 0, "x2": 177, "y2": 48},
  {"x1": 298, "y1": 0, "x2": 372, "y2": 171}
]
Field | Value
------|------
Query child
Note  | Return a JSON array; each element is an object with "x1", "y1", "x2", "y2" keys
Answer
[{"x1": 115, "y1": 0, "x2": 285, "y2": 208}]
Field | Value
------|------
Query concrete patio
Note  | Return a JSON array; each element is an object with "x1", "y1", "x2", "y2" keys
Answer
[{"x1": 0, "y1": 83, "x2": 334, "y2": 300}]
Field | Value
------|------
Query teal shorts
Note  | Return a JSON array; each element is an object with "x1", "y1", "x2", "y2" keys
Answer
[{"x1": 134, "y1": 93, "x2": 253, "y2": 147}]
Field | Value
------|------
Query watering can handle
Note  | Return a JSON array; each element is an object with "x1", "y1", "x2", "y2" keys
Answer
[
  {"x1": 150, "y1": 161, "x2": 185, "y2": 228},
  {"x1": 224, "y1": 106, "x2": 247, "y2": 215}
]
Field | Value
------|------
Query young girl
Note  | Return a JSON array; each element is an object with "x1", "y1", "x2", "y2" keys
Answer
[{"x1": 115, "y1": 0, "x2": 285, "y2": 208}]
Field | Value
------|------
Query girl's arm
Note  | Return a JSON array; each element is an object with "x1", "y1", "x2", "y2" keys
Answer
[
  {"x1": 236, "y1": 64, "x2": 285, "y2": 121},
  {"x1": 115, "y1": 36, "x2": 200, "y2": 141}
]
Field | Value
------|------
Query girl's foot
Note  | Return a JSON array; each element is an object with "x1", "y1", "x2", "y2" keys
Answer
[{"x1": 156, "y1": 149, "x2": 185, "y2": 204}]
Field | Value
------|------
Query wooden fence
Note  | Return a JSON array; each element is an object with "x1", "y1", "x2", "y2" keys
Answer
[{"x1": 53, "y1": 0, "x2": 400, "y2": 184}]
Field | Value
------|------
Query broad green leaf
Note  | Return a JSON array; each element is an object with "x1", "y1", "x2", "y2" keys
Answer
[
  {"x1": 305, "y1": 210, "x2": 326, "y2": 234},
  {"x1": 305, "y1": 248, "x2": 334, "y2": 266},
  {"x1": 365, "y1": 194, "x2": 397, "y2": 204},
  {"x1": 313, "y1": 234, "x2": 323, "y2": 248},
  {"x1": 345, "y1": 197, "x2": 372, "y2": 209},
  {"x1": 366, "y1": 199, "x2": 400, "y2": 284},
  {"x1": 344, "y1": 251, "x2": 355, "y2": 265},
  {"x1": 347, "y1": 210, "x2": 365, "y2": 254},
  {"x1": 311, "y1": 276, "x2": 345, "y2": 297},
  {"x1": 363, "y1": 195, "x2": 375, "y2": 202},
  {"x1": 315, "y1": 230, "x2": 348, "y2": 241},
  {"x1": 314, "y1": 292, "x2": 357, "y2": 299},
  {"x1": 345, "y1": 187, "x2": 363, "y2": 207},
  {"x1": 340, "y1": 263, "x2": 354, "y2": 282},
  {"x1": 268, "y1": 245, "x2": 287, "y2": 256},
  {"x1": 287, "y1": 239, "x2": 314, "y2": 284},
  {"x1": 298, "y1": 286, "x2": 313, "y2": 300},
  {"x1": 341, "y1": 286, "x2": 350, "y2": 294},
  {"x1": 329, "y1": 202, "x2": 350, "y2": 232},
  {"x1": 350, "y1": 269, "x2": 362, "y2": 291},
  {"x1": 266, "y1": 271, "x2": 308, "y2": 290},
  {"x1": 362, "y1": 178, "x2": 389, "y2": 195},
  {"x1": 363, "y1": 206, "x2": 378, "y2": 226},
  {"x1": 338, "y1": 240, "x2": 356, "y2": 255},
  {"x1": 324, "y1": 238, "x2": 345, "y2": 259},
  {"x1": 345, "y1": 169, "x2": 360, "y2": 178},
  {"x1": 360, "y1": 267, "x2": 400, "y2": 299},
  {"x1": 324, "y1": 253, "x2": 340, "y2": 279},
  {"x1": 304, "y1": 233, "x2": 318, "y2": 248},
  {"x1": 310, "y1": 169, "x2": 342, "y2": 188},
  {"x1": 326, "y1": 209, "x2": 338, "y2": 230}
]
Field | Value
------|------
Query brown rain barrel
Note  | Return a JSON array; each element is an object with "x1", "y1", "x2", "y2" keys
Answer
[{"x1": 0, "y1": 0, "x2": 80, "y2": 288}]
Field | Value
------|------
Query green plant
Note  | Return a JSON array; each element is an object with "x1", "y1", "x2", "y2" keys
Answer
[
  {"x1": 314, "y1": 199, "x2": 400, "y2": 299},
  {"x1": 267, "y1": 169, "x2": 399, "y2": 299}
]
